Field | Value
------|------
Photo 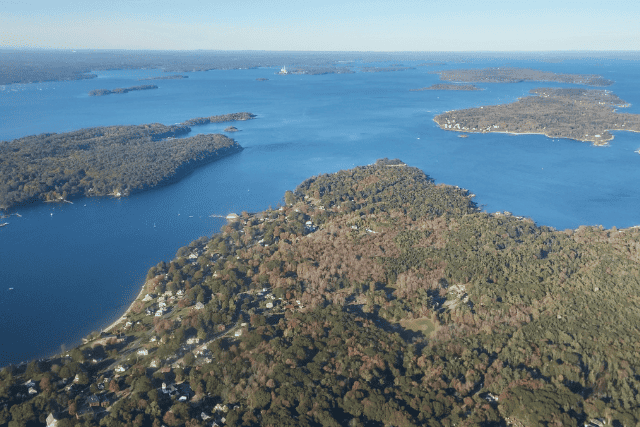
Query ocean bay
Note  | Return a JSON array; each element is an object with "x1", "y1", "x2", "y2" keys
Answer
[{"x1": 1, "y1": 56, "x2": 640, "y2": 365}]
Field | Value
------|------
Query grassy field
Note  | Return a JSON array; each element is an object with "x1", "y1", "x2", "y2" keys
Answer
[{"x1": 399, "y1": 316, "x2": 438, "y2": 337}]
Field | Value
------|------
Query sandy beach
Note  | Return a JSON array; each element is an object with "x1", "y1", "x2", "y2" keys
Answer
[{"x1": 102, "y1": 281, "x2": 148, "y2": 334}]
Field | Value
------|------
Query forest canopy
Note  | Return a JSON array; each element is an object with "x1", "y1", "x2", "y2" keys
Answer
[{"x1": 2, "y1": 161, "x2": 640, "y2": 426}]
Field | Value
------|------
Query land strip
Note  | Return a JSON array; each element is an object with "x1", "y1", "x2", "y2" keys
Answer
[
  {"x1": 436, "y1": 67, "x2": 614, "y2": 86},
  {"x1": 88, "y1": 85, "x2": 158, "y2": 96},
  {"x1": 138, "y1": 75, "x2": 188, "y2": 81},
  {"x1": 411, "y1": 83, "x2": 482, "y2": 91}
]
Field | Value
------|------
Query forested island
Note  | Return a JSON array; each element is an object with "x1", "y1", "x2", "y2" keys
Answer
[
  {"x1": 0, "y1": 113, "x2": 255, "y2": 211},
  {"x1": 436, "y1": 67, "x2": 614, "y2": 86},
  {"x1": 411, "y1": 84, "x2": 482, "y2": 91},
  {"x1": 88, "y1": 85, "x2": 158, "y2": 96},
  {"x1": 3, "y1": 160, "x2": 640, "y2": 426},
  {"x1": 139, "y1": 75, "x2": 188, "y2": 81},
  {"x1": 434, "y1": 88, "x2": 640, "y2": 144}
]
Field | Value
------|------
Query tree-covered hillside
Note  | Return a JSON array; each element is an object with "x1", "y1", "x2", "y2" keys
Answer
[{"x1": 2, "y1": 160, "x2": 639, "y2": 426}]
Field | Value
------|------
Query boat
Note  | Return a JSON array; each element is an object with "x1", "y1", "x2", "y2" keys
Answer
[{"x1": 0, "y1": 222, "x2": 8, "y2": 227}]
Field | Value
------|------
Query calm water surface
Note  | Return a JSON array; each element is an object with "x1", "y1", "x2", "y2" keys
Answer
[{"x1": 1, "y1": 57, "x2": 639, "y2": 365}]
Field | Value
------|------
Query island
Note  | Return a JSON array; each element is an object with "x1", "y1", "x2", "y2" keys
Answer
[
  {"x1": 88, "y1": 85, "x2": 158, "y2": 96},
  {"x1": 181, "y1": 112, "x2": 255, "y2": 127},
  {"x1": 2, "y1": 161, "x2": 640, "y2": 426},
  {"x1": 283, "y1": 67, "x2": 355, "y2": 75},
  {"x1": 0, "y1": 113, "x2": 255, "y2": 211},
  {"x1": 360, "y1": 66, "x2": 415, "y2": 72},
  {"x1": 138, "y1": 75, "x2": 188, "y2": 81},
  {"x1": 411, "y1": 83, "x2": 482, "y2": 91},
  {"x1": 224, "y1": 126, "x2": 239, "y2": 132},
  {"x1": 436, "y1": 67, "x2": 614, "y2": 86},
  {"x1": 434, "y1": 88, "x2": 640, "y2": 144},
  {"x1": 255, "y1": 78, "x2": 269, "y2": 81}
]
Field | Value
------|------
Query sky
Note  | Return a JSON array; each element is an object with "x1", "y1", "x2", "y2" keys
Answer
[{"x1": 1, "y1": 0, "x2": 639, "y2": 51}]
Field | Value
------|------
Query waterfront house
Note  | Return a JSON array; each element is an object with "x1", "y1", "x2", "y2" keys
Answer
[{"x1": 46, "y1": 413, "x2": 59, "y2": 427}]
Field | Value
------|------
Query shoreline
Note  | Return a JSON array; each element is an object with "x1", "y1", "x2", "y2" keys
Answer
[
  {"x1": 432, "y1": 117, "x2": 626, "y2": 145},
  {"x1": 102, "y1": 281, "x2": 148, "y2": 334}
]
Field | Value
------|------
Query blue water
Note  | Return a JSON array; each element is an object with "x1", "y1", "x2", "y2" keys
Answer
[{"x1": 1, "y1": 56, "x2": 640, "y2": 365}]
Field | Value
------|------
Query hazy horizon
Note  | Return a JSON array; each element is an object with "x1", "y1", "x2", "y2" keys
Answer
[{"x1": 1, "y1": 0, "x2": 638, "y2": 52}]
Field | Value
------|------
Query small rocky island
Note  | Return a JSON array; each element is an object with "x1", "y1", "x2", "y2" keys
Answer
[
  {"x1": 224, "y1": 126, "x2": 239, "y2": 132},
  {"x1": 411, "y1": 83, "x2": 482, "y2": 91},
  {"x1": 436, "y1": 67, "x2": 614, "y2": 87},
  {"x1": 139, "y1": 75, "x2": 189, "y2": 81},
  {"x1": 434, "y1": 88, "x2": 640, "y2": 144},
  {"x1": 88, "y1": 85, "x2": 158, "y2": 96},
  {"x1": 0, "y1": 113, "x2": 255, "y2": 211}
]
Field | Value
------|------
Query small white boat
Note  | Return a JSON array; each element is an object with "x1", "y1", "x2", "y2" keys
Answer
[{"x1": 0, "y1": 222, "x2": 8, "y2": 227}]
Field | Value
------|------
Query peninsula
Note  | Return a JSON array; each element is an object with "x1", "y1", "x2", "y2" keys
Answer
[
  {"x1": 434, "y1": 88, "x2": 640, "y2": 144},
  {"x1": 436, "y1": 67, "x2": 614, "y2": 86},
  {"x1": 0, "y1": 113, "x2": 255, "y2": 211},
  {"x1": 88, "y1": 84, "x2": 158, "y2": 96},
  {"x1": 411, "y1": 83, "x2": 482, "y2": 91},
  {"x1": 3, "y1": 161, "x2": 640, "y2": 426}
]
